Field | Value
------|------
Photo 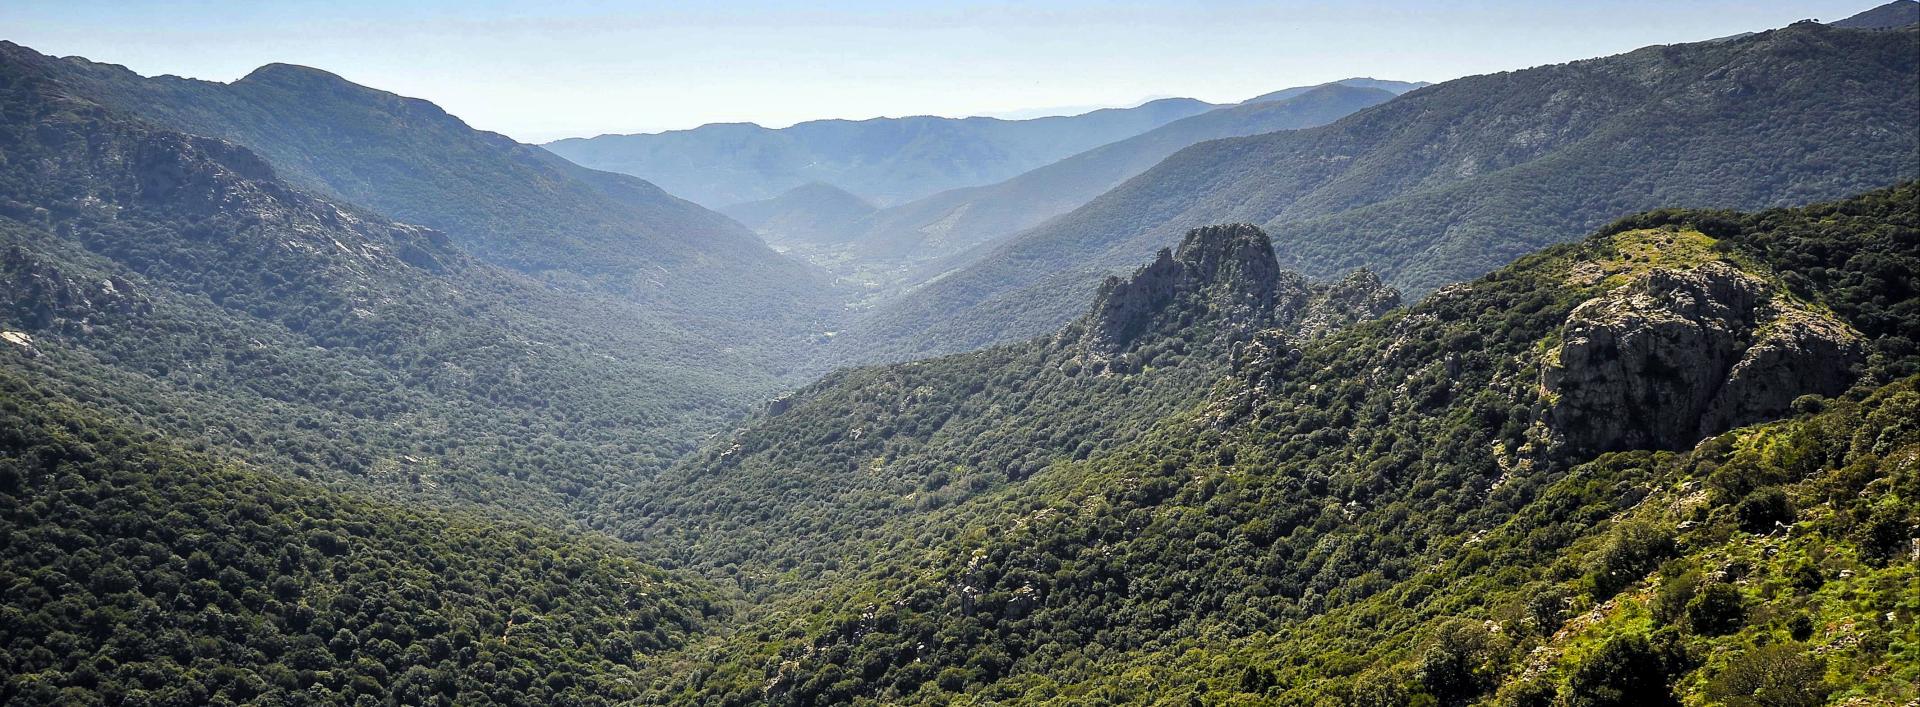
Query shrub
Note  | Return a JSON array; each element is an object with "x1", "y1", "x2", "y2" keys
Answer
[
  {"x1": 1686, "y1": 583, "x2": 1746, "y2": 636},
  {"x1": 1567, "y1": 634, "x2": 1682, "y2": 707},
  {"x1": 1705, "y1": 642, "x2": 1829, "y2": 707},
  {"x1": 1735, "y1": 488, "x2": 1794, "y2": 533}
]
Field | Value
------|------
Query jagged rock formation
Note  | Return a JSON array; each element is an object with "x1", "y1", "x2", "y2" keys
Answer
[
  {"x1": 1072, "y1": 223, "x2": 1398, "y2": 370},
  {"x1": 1079, "y1": 224, "x2": 1285, "y2": 352},
  {"x1": 1542, "y1": 261, "x2": 1864, "y2": 453},
  {"x1": 1294, "y1": 268, "x2": 1402, "y2": 339}
]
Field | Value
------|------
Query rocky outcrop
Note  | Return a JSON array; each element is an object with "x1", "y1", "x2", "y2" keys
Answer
[
  {"x1": 1543, "y1": 261, "x2": 1863, "y2": 453},
  {"x1": 1069, "y1": 223, "x2": 1400, "y2": 379},
  {"x1": 1294, "y1": 269, "x2": 1402, "y2": 339},
  {"x1": 1, "y1": 245, "x2": 148, "y2": 336},
  {"x1": 1079, "y1": 224, "x2": 1288, "y2": 353}
]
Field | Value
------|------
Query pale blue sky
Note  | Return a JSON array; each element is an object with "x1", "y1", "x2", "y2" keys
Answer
[{"x1": 1, "y1": 1, "x2": 1877, "y2": 142}]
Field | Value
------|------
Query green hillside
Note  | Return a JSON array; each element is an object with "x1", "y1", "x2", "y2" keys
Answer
[
  {"x1": 0, "y1": 41, "x2": 781, "y2": 514},
  {"x1": 0, "y1": 370, "x2": 726, "y2": 705},
  {"x1": 646, "y1": 185, "x2": 1918, "y2": 705},
  {"x1": 594, "y1": 224, "x2": 1399, "y2": 592}
]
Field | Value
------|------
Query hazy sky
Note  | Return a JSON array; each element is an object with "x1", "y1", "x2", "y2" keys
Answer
[{"x1": 1, "y1": 1, "x2": 1878, "y2": 142}]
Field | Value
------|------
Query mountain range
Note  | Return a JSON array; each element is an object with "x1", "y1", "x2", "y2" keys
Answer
[
  {"x1": 542, "y1": 79, "x2": 1424, "y2": 210},
  {"x1": 825, "y1": 20, "x2": 1920, "y2": 365}
]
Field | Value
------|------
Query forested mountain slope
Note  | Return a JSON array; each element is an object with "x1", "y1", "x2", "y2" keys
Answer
[
  {"x1": 653, "y1": 186, "x2": 1919, "y2": 705},
  {"x1": 815, "y1": 84, "x2": 1399, "y2": 281},
  {"x1": 0, "y1": 370, "x2": 726, "y2": 705},
  {"x1": 1, "y1": 43, "x2": 838, "y2": 355},
  {"x1": 832, "y1": 21, "x2": 1920, "y2": 365},
  {"x1": 0, "y1": 41, "x2": 784, "y2": 514},
  {"x1": 595, "y1": 224, "x2": 1398, "y2": 591},
  {"x1": 543, "y1": 98, "x2": 1219, "y2": 208}
]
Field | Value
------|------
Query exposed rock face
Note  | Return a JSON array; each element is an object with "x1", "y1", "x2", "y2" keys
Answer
[
  {"x1": 1080, "y1": 224, "x2": 1287, "y2": 353},
  {"x1": 1294, "y1": 269, "x2": 1402, "y2": 339},
  {"x1": 1, "y1": 246, "x2": 148, "y2": 335},
  {"x1": 1071, "y1": 223, "x2": 1399, "y2": 378},
  {"x1": 1543, "y1": 261, "x2": 1863, "y2": 453}
]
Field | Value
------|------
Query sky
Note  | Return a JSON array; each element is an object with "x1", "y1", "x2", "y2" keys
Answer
[{"x1": 0, "y1": 0, "x2": 1880, "y2": 142}]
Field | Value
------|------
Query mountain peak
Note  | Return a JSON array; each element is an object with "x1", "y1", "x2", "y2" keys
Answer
[
  {"x1": 1078, "y1": 224, "x2": 1287, "y2": 353},
  {"x1": 237, "y1": 62, "x2": 349, "y2": 86},
  {"x1": 1170, "y1": 223, "x2": 1282, "y2": 291}
]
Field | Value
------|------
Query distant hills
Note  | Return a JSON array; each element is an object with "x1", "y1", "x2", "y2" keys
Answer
[
  {"x1": 541, "y1": 79, "x2": 1422, "y2": 208},
  {"x1": 719, "y1": 181, "x2": 876, "y2": 248},
  {"x1": 827, "y1": 21, "x2": 1920, "y2": 364},
  {"x1": 544, "y1": 97, "x2": 1216, "y2": 208},
  {"x1": 828, "y1": 83, "x2": 1404, "y2": 278}
]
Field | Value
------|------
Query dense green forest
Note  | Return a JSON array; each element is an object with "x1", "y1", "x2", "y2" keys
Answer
[
  {"x1": 833, "y1": 22, "x2": 1920, "y2": 365},
  {"x1": 648, "y1": 185, "x2": 1918, "y2": 705},
  {"x1": 0, "y1": 371, "x2": 725, "y2": 705}
]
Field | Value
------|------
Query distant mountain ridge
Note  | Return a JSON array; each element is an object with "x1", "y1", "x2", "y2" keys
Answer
[
  {"x1": 544, "y1": 97, "x2": 1217, "y2": 208},
  {"x1": 827, "y1": 21, "x2": 1920, "y2": 364},
  {"x1": 1239, "y1": 77, "x2": 1428, "y2": 104},
  {"x1": 831, "y1": 83, "x2": 1402, "y2": 275},
  {"x1": 541, "y1": 79, "x2": 1422, "y2": 208}
]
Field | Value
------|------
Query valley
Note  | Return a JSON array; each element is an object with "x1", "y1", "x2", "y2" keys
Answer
[{"x1": 1, "y1": 2, "x2": 1915, "y2": 705}]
